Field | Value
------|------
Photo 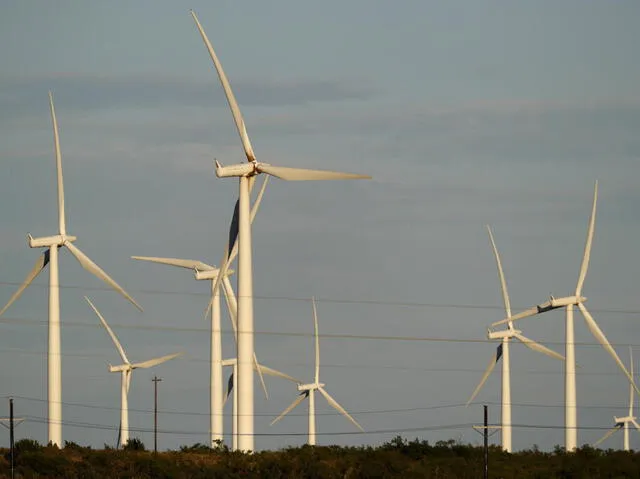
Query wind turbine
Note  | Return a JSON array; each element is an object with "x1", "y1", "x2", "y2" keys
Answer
[
  {"x1": 466, "y1": 226, "x2": 564, "y2": 452},
  {"x1": 131, "y1": 203, "x2": 298, "y2": 450},
  {"x1": 491, "y1": 181, "x2": 639, "y2": 450},
  {"x1": 190, "y1": 10, "x2": 370, "y2": 451},
  {"x1": 270, "y1": 298, "x2": 363, "y2": 445},
  {"x1": 85, "y1": 297, "x2": 181, "y2": 448},
  {"x1": 0, "y1": 93, "x2": 142, "y2": 447},
  {"x1": 593, "y1": 347, "x2": 640, "y2": 451},
  {"x1": 221, "y1": 356, "x2": 298, "y2": 450}
]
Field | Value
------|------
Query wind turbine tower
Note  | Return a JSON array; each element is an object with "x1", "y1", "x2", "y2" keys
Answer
[
  {"x1": 0, "y1": 93, "x2": 141, "y2": 446},
  {"x1": 190, "y1": 11, "x2": 370, "y2": 451}
]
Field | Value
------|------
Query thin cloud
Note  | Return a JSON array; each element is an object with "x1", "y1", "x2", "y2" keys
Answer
[{"x1": 0, "y1": 73, "x2": 376, "y2": 119}]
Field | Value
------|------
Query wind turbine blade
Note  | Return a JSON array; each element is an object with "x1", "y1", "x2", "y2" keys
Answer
[
  {"x1": 0, "y1": 250, "x2": 49, "y2": 317},
  {"x1": 224, "y1": 175, "x2": 269, "y2": 274},
  {"x1": 208, "y1": 177, "x2": 268, "y2": 317},
  {"x1": 49, "y1": 92, "x2": 66, "y2": 236},
  {"x1": 630, "y1": 347, "x2": 635, "y2": 417},
  {"x1": 256, "y1": 364, "x2": 300, "y2": 383},
  {"x1": 257, "y1": 164, "x2": 370, "y2": 181},
  {"x1": 131, "y1": 256, "x2": 215, "y2": 272},
  {"x1": 576, "y1": 181, "x2": 598, "y2": 296},
  {"x1": 221, "y1": 276, "x2": 238, "y2": 338},
  {"x1": 312, "y1": 297, "x2": 320, "y2": 384},
  {"x1": 466, "y1": 345, "x2": 502, "y2": 406},
  {"x1": 131, "y1": 352, "x2": 183, "y2": 369},
  {"x1": 514, "y1": 333, "x2": 565, "y2": 361},
  {"x1": 223, "y1": 373, "x2": 233, "y2": 407},
  {"x1": 593, "y1": 424, "x2": 622, "y2": 448},
  {"x1": 270, "y1": 393, "x2": 307, "y2": 426},
  {"x1": 66, "y1": 242, "x2": 143, "y2": 312},
  {"x1": 250, "y1": 175, "x2": 269, "y2": 223},
  {"x1": 209, "y1": 233, "x2": 235, "y2": 314},
  {"x1": 578, "y1": 303, "x2": 640, "y2": 395},
  {"x1": 190, "y1": 11, "x2": 256, "y2": 163},
  {"x1": 85, "y1": 297, "x2": 130, "y2": 364},
  {"x1": 631, "y1": 419, "x2": 640, "y2": 432},
  {"x1": 491, "y1": 306, "x2": 539, "y2": 327},
  {"x1": 318, "y1": 387, "x2": 364, "y2": 431},
  {"x1": 253, "y1": 354, "x2": 269, "y2": 400},
  {"x1": 486, "y1": 226, "x2": 512, "y2": 318},
  {"x1": 227, "y1": 200, "x2": 240, "y2": 256}
]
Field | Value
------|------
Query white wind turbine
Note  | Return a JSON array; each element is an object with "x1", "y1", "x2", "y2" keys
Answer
[
  {"x1": 593, "y1": 347, "x2": 640, "y2": 451},
  {"x1": 0, "y1": 93, "x2": 142, "y2": 447},
  {"x1": 270, "y1": 298, "x2": 363, "y2": 445},
  {"x1": 491, "y1": 181, "x2": 639, "y2": 451},
  {"x1": 131, "y1": 202, "x2": 299, "y2": 450},
  {"x1": 191, "y1": 10, "x2": 370, "y2": 451},
  {"x1": 466, "y1": 226, "x2": 564, "y2": 452},
  {"x1": 221, "y1": 356, "x2": 299, "y2": 451},
  {"x1": 85, "y1": 297, "x2": 181, "y2": 448}
]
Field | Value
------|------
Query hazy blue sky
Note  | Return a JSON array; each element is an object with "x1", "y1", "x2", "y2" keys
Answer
[{"x1": 1, "y1": 1, "x2": 640, "y2": 451}]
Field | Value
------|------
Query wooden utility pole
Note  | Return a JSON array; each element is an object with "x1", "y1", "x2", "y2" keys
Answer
[
  {"x1": 473, "y1": 405, "x2": 498, "y2": 479},
  {"x1": 152, "y1": 376, "x2": 162, "y2": 453},
  {"x1": 1, "y1": 398, "x2": 24, "y2": 479},
  {"x1": 10, "y1": 398, "x2": 15, "y2": 479},
  {"x1": 483, "y1": 405, "x2": 489, "y2": 479}
]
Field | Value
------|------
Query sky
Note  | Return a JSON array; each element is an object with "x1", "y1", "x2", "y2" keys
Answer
[{"x1": 1, "y1": 0, "x2": 640, "y2": 452}]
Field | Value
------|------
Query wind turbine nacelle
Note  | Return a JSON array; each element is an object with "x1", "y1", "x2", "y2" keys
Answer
[
  {"x1": 298, "y1": 382, "x2": 324, "y2": 392},
  {"x1": 109, "y1": 364, "x2": 130, "y2": 373},
  {"x1": 194, "y1": 269, "x2": 219, "y2": 280},
  {"x1": 488, "y1": 329, "x2": 519, "y2": 340},
  {"x1": 549, "y1": 296, "x2": 586, "y2": 308},
  {"x1": 194, "y1": 268, "x2": 234, "y2": 280},
  {"x1": 28, "y1": 234, "x2": 76, "y2": 248},
  {"x1": 215, "y1": 162, "x2": 256, "y2": 178},
  {"x1": 614, "y1": 416, "x2": 633, "y2": 423}
]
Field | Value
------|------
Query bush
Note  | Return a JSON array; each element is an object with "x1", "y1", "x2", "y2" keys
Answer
[{"x1": 123, "y1": 437, "x2": 146, "y2": 451}]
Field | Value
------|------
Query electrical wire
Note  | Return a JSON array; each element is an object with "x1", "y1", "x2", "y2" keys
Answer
[
  {"x1": 0, "y1": 278, "x2": 639, "y2": 316},
  {"x1": 4, "y1": 394, "x2": 631, "y2": 419},
  {"x1": 0, "y1": 314, "x2": 639, "y2": 349}
]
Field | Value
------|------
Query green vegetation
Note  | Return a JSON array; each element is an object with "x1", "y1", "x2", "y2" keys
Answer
[{"x1": 1, "y1": 436, "x2": 639, "y2": 478}]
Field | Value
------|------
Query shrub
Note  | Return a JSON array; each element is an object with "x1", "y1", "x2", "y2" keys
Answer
[{"x1": 123, "y1": 438, "x2": 146, "y2": 451}]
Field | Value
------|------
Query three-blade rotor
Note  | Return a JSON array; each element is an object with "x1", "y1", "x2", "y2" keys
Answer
[
  {"x1": 0, "y1": 93, "x2": 142, "y2": 319},
  {"x1": 270, "y1": 298, "x2": 363, "y2": 432},
  {"x1": 466, "y1": 226, "x2": 564, "y2": 406},
  {"x1": 487, "y1": 183, "x2": 640, "y2": 395},
  {"x1": 86, "y1": 297, "x2": 181, "y2": 371}
]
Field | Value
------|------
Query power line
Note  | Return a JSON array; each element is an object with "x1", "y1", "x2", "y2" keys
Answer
[
  {"x1": 1, "y1": 315, "x2": 639, "y2": 349},
  {"x1": 17, "y1": 414, "x2": 624, "y2": 437},
  {"x1": 0, "y1": 278, "x2": 639, "y2": 316},
  {"x1": 0, "y1": 345, "x2": 635, "y2": 377},
  {"x1": 5, "y1": 394, "x2": 631, "y2": 419}
]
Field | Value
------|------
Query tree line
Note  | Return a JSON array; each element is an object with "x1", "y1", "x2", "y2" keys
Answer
[{"x1": 1, "y1": 435, "x2": 639, "y2": 478}]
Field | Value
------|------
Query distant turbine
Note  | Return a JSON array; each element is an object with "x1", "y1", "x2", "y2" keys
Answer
[
  {"x1": 491, "y1": 181, "x2": 639, "y2": 450},
  {"x1": 130, "y1": 176, "x2": 270, "y2": 448},
  {"x1": 86, "y1": 298, "x2": 181, "y2": 448},
  {"x1": 0, "y1": 93, "x2": 142, "y2": 447},
  {"x1": 270, "y1": 298, "x2": 363, "y2": 445},
  {"x1": 190, "y1": 10, "x2": 370, "y2": 451},
  {"x1": 131, "y1": 197, "x2": 299, "y2": 450},
  {"x1": 594, "y1": 347, "x2": 640, "y2": 451},
  {"x1": 466, "y1": 226, "x2": 564, "y2": 452},
  {"x1": 223, "y1": 357, "x2": 299, "y2": 450}
]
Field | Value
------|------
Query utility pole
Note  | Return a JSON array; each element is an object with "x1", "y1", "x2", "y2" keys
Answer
[
  {"x1": 483, "y1": 405, "x2": 489, "y2": 479},
  {"x1": 152, "y1": 376, "x2": 162, "y2": 453},
  {"x1": 10, "y1": 398, "x2": 15, "y2": 479},
  {"x1": 0, "y1": 398, "x2": 24, "y2": 479},
  {"x1": 473, "y1": 405, "x2": 499, "y2": 479}
]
